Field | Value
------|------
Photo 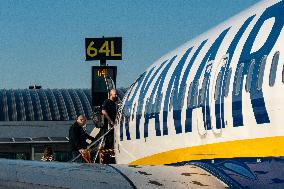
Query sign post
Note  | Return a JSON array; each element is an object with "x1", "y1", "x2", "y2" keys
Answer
[
  {"x1": 91, "y1": 66, "x2": 117, "y2": 106},
  {"x1": 85, "y1": 37, "x2": 122, "y2": 106}
]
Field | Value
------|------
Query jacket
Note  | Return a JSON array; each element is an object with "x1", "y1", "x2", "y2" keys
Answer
[{"x1": 69, "y1": 122, "x2": 95, "y2": 151}]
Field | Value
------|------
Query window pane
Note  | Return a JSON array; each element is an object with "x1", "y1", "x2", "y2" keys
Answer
[
  {"x1": 246, "y1": 59, "x2": 255, "y2": 92},
  {"x1": 235, "y1": 63, "x2": 244, "y2": 95},
  {"x1": 193, "y1": 81, "x2": 199, "y2": 107},
  {"x1": 269, "y1": 51, "x2": 280, "y2": 87},
  {"x1": 187, "y1": 83, "x2": 193, "y2": 108},
  {"x1": 257, "y1": 55, "x2": 267, "y2": 90},
  {"x1": 146, "y1": 98, "x2": 151, "y2": 114},
  {"x1": 153, "y1": 96, "x2": 158, "y2": 114},
  {"x1": 214, "y1": 71, "x2": 223, "y2": 100},
  {"x1": 199, "y1": 76, "x2": 209, "y2": 105},
  {"x1": 131, "y1": 103, "x2": 136, "y2": 121},
  {"x1": 187, "y1": 81, "x2": 199, "y2": 107},
  {"x1": 151, "y1": 102, "x2": 155, "y2": 114},
  {"x1": 224, "y1": 68, "x2": 232, "y2": 97}
]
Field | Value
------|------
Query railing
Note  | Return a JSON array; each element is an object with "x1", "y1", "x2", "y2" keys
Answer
[{"x1": 71, "y1": 75, "x2": 123, "y2": 163}]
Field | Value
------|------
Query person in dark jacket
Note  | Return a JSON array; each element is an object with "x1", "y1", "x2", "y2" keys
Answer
[
  {"x1": 101, "y1": 89, "x2": 118, "y2": 149},
  {"x1": 69, "y1": 115, "x2": 95, "y2": 162}
]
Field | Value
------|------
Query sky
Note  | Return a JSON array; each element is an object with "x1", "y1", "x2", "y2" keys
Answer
[{"x1": 0, "y1": 0, "x2": 261, "y2": 89}]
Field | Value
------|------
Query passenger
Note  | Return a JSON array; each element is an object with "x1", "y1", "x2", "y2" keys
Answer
[
  {"x1": 91, "y1": 89, "x2": 118, "y2": 163},
  {"x1": 69, "y1": 115, "x2": 95, "y2": 163},
  {"x1": 101, "y1": 89, "x2": 118, "y2": 149},
  {"x1": 41, "y1": 146, "x2": 54, "y2": 161}
]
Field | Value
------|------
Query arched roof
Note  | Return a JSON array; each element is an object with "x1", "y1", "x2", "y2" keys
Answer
[{"x1": 0, "y1": 88, "x2": 126, "y2": 121}]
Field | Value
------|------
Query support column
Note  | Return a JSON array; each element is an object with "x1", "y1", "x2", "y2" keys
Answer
[{"x1": 31, "y1": 146, "x2": 35, "y2": 160}]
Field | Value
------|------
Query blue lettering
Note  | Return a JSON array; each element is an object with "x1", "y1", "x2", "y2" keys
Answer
[
  {"x1": 137, "y1": 59, "x2": 174, "y2": 138},
  {"x1": 162, "y1": 48, "x2": 193, "y2": 135},
  {"x1": 186, "y1": 28, "x2": 230, "y2": 131},
  {"x1": 217, "y1": 15, "x2": 255, "y2": 129},
  {"x1": 232, "y1": 1, "x2": 284, "y2": 126},
  {"x1": 143, "y1": 57, "x2": 177, "y2": 137},
  {"x1": 185, "y1": 40, "x2": 208, "y2": 132}
]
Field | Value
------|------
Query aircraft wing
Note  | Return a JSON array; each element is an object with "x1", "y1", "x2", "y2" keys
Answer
[{"x1": 0, "y1": 159, "x2": 227, "y2": 189}]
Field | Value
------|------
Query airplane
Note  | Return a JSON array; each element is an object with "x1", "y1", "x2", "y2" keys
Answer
[
  {"x1": 1, "y1": 0, "x2": 284, "y2": 188},
  {"x1": 114, "y1": 0, "x2": 284, "y2": 187}
]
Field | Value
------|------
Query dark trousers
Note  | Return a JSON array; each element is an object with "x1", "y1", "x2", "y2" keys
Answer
[
  {"x1": 71, "y1": 150, "x2": 82, "y2": 163},
  {"x1": 105, "y1": 129, "x2": 114, "y2": 149}
]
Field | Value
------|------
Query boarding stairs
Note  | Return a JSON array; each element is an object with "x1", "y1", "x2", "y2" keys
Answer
[{"x1": 71, "y1": 74, "x2": 123, "y2": 163}]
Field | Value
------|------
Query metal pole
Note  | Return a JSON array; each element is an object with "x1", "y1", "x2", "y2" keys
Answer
[
  {"x1": 100, "y1": 60, "x2": 106, "y2": 66},
  {"x1": 31, "y1": 146, "x2": 34, "y2": 160}
]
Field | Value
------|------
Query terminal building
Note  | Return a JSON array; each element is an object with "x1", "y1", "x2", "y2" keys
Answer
[{"x1": 0, "y1": 88, "x2": 126, "y2": 161}]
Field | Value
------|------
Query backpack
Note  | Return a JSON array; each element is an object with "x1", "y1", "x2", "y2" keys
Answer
[{"x1": 92, "y1": 106, "x2": 104, "y2": 128}]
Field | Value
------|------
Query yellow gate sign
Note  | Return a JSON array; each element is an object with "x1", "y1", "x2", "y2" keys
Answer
[{"x1": 85, "y1": 37, "x2": 122, "y2": 61}]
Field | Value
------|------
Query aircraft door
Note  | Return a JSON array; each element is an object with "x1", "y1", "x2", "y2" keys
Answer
[
  {"x1": 209, "y1": 56, "x2": 228, "y2": 133},
  {"x1": 196, "y1": 63, "x2": 212, "y2": 136}
]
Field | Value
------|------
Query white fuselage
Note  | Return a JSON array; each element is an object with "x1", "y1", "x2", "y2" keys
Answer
[{"x1": 115, "y1": 0, "x2": 284, "y2": 165}]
